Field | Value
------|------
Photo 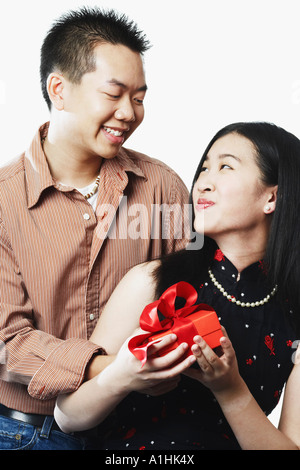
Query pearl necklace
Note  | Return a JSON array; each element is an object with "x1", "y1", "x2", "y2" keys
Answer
[
  {"x1": 208, "y1": 269, "x2": 277, "y2": 307},
  {"x1": 84, "y1": 175, "x2": 101, "y2": 200}
]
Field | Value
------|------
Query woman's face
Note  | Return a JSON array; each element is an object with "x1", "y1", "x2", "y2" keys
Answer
[{"x1": 192, "y1": 132, "x2": 277, "y2": 244}]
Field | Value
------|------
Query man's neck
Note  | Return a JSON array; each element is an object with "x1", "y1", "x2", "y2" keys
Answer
[{"x1": 43, "y1": 134, "x2": 102, "y2": 188}]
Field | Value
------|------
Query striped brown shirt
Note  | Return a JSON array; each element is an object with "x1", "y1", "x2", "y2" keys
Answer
[{"x1": 0, "y1": 122, "x2": 189, "y2": 414}]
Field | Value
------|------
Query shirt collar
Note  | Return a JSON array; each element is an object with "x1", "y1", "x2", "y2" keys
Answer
[
  {"x1": 25, "y1": 122, "x2": 147, "y2": 209},
  {"x1": 116, "y1": 147, "x2": 146, "y2": 180},
  {"x1": 101, "y1": 146, "x2": 147, "y2": 194},
  {"x1": 25, "y1": 122, "x2": 54, "y2": 209},
  {"x1": 212, "y1": 248, "x2": 266, "y2": 282}
]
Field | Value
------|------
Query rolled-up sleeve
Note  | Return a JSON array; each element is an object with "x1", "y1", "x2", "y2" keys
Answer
[
  {"x1": 0, "y1": 217, "x2": 100, "y2": 401},
  {"x1": 28, "y1": 338, "x2": 100, "y2": 400}
]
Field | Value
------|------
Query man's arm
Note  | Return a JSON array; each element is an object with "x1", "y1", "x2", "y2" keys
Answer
[{"x1": 0, "y1": 217, "x2": 101, "y2": 399}]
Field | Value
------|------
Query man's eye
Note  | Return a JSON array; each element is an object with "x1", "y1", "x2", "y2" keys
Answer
[{"x1": 106, "y1": 93, "x2": 120, "y2": 99}]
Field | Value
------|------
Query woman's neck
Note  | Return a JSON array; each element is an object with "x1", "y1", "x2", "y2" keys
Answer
[
  {"x1": 220, "y1": 249, "x2": 265, "y2": 280},
  {"x1": 214, "y1": 233, "x2": 267, "y2": 275}
]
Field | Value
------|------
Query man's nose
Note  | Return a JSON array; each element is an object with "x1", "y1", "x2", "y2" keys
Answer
[{"x1": 115, "y1": 99, "x2": 136, "y2": 122}]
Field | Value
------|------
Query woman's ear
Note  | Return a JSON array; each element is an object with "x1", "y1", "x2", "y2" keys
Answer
[
  {"x1": 264, "y1": 186, "x2": 278, "y2": 214},
  {"x1": 46, "y1": 72, "x2": 65, "y2": 111}
]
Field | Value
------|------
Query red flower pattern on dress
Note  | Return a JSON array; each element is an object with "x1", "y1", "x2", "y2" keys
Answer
[
  {"x1": 265, "y1": 335, "x2": 275, "y2": 355},
  {"x1": 258, "y1": 260, "x2": 268, "y2": 275},
  {"x1": 246, "y1": 358, "x2": 253, "y2": 365},
  {"x1": 274, "y1": 390, "x2": 280, "y2": 403},
  {"x1": 214, "y1": 249, "x2": 225, "y2": 262},
  {"x1": 123, "y1": 428, "x2": 136, "y2": 439},
  {"x1": 286, "y1": 340, "x2": 293, "y2": 347}
]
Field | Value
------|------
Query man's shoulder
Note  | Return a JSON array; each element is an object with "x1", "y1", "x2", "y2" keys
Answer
[{"x1": 0, "y1": 153, "x2": 25, "y2": 185}]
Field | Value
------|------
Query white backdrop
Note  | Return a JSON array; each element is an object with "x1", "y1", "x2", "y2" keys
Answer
[{"x1": 1, "y1": 0, "x2": 299, "y2": 430}]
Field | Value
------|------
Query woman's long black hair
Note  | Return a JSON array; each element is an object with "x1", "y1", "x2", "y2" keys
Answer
[{"x1": 154, "y1": 122, "x2": 300, "y2": 332}]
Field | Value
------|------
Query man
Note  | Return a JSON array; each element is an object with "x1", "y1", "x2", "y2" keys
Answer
[{"x1": 0, "y1": 7, "x2": 189, "y2": 449}]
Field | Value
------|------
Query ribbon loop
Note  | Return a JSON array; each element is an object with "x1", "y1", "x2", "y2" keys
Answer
[
  {"x1": 128, "y1": 281, "x2": 216, "y2": 367},
  {"x1": 158, "y1": 281, "x2": 198, "y2": 318}
]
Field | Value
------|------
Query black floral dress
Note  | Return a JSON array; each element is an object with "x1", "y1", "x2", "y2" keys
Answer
[{"x1": 101, "y1": 250, "x2": 297, "y2": 450}]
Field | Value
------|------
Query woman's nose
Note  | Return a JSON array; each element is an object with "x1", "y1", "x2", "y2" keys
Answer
[{"x1": 195, "y1": 174, "x2": 215, "y2": 193}]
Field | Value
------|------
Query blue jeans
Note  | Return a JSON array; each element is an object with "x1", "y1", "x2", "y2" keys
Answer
[{"x1": 0, "y1": 414, "x2": 101, "y2": 450}]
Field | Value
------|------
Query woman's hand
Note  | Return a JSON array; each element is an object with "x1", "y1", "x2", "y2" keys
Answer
[
  {"x1": 99, "y1": 329, "x2": 197, "y2": 395},
  {"x1": 185, "y1": 329, "x2": 243, "y2": 395}
]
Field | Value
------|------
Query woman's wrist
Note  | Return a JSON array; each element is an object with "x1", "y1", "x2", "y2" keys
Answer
[
  {"x1": 96, "y1": 360, "x2": 132, "y2": 398},
  {"x1": 213, "y1": 377, "x2": 251, "y2": 414}
]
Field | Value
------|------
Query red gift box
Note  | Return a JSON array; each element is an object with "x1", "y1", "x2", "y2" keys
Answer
[{"x1": 128, "y1": 281, "x2": 223, "y2": 366}]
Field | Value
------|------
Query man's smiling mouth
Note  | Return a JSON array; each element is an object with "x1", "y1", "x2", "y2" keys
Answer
[{"x1": 103, "y1": 126, "x2": 125, "y2": 137}]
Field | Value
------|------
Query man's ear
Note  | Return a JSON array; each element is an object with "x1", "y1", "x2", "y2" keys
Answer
[
  {"x1": 46, "y1": 72, "x2": 65, "y2": 111},
  {"x1": 264, "y1": 186, "x2": 278, "y2": 214}
]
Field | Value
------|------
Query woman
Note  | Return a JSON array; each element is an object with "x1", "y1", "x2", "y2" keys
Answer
[{"x1": 54, "y1": 122, "x2": 300, "y2": 450}]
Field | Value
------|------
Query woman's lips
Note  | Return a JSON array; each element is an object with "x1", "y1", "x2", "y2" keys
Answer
[{"x1": 195, "y1": 199, "x2": 215, "y2": 211}]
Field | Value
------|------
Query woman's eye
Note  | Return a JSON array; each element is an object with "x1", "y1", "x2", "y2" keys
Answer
[
  {"x1": 221, "y1": 164, "x2": 232, "y2": 170},
  {"x1": 200, "y1": 167, "x2": 208, "y2": 173}
]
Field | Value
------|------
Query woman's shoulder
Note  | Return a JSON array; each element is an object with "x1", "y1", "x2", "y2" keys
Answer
[{"x1": 122, "y1": 260, "x2": 161, "y2": 295}]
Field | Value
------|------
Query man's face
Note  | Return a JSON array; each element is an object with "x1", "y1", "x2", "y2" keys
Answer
[{"x1": 59, "y1": 43, "x2": 147, "y2": 160}]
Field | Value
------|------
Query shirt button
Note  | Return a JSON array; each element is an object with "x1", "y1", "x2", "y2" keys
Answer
[
  {"x1": 83, "y1": 213, "x2": 90, "y2": 220},
  {"x1": 89, "y1": 313, "x2": 95, "y2": 321}
]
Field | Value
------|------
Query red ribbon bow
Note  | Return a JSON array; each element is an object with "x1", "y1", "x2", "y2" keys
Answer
[{"x1": 128, "y1": 281, "x2": 215, "y2": 366}]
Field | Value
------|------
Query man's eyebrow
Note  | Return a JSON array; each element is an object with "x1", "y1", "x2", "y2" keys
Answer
[{"x1": 106, "y1": 79, "x2": 147, "y2": 92}]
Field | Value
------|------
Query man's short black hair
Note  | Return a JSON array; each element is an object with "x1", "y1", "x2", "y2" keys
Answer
[{"x1": 40, "y1": 6, "x2": 151, "y2": 110}]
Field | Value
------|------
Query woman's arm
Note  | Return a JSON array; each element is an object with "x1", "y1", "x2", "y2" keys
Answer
[
  {"x1": 89, "y1": 261, "x2": 159, "y2": 354},
  {"x1": 84, "y1": 261, "x2": 159, "y2": 380},
  {"x1": 54, "y1": 333, "x2": 195, "y2": 433},
  {"x1": 278, "y1": 345, "x2": 300, "y2": 446},
  {"x1": 54, "y1": 261, "x2": 196, "y2": 433},
  {"x1": 186, "y1": 333, "x2": 300, "y2": 450}
]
